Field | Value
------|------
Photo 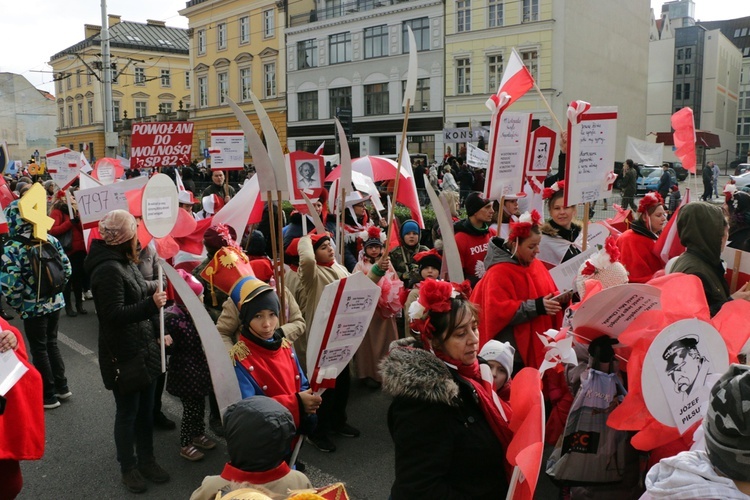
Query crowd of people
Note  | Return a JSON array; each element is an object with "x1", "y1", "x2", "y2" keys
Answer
[{"x1": 2, "y1": 151, "x2": 750, "y2": 500}]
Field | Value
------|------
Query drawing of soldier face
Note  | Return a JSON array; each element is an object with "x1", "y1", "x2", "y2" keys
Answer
[{"x1": 663, "y1": 336, "x2": 705, "y2": 396}]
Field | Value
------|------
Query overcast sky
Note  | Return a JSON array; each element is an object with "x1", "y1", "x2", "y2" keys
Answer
[{"x1": 2, "y1": 0, "x2": 750, "y2": 94}]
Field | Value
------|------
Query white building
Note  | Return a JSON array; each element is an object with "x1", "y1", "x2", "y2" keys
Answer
[{"x1": 0, "y1": 73, "x2": 57, "y2": 163}]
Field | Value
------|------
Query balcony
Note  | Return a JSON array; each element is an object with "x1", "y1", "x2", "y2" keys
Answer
[{"x1": 290, "y1": 0, "x2": 407, "y2": 27}]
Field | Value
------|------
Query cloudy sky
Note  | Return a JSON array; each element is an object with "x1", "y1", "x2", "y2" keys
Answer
[{"x1": 2, "y1": 0, "x2": 750, "y2": 94}]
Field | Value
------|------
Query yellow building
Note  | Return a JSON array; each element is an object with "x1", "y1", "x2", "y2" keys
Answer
[
  {"x1": 179, "y1": 0, "x2": 287, "y2": 159},
  {"x1": 49, "y1": 15, "x2": 190, "y2": 160}
]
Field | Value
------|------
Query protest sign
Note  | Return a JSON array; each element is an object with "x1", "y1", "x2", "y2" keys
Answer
[
  {"x1": 564, "y1": 102, "x2": 618, "y2": 206},
  {"x1": 484, "y1": 112, "x2": 532, "y2": 200},
  {"x1": 74, "y1": 175, "x2": 149, "y2": 229},
  {"x1": 287, "y1": 151, "x2": 325, "y2": 205},
  {"x1": 306, "y1": 272, "x2": 380, "y2": 392},
  {"x1": 130, "y1": 121, "x2": 194, "y2": 168},
  {"x1": 722, "y1": 246, "x2": 750, "y2": 291},
  {"x1": 525, "y1": 126, "x2": 556, "y2": 180},
  {"x1": 641, "y1": 319, "x2": 728, "y2": 434},
  {"x1": 570, "y1": 284, "x2": 662, "y2": 340},
  {"x1": 46, "y1": 147, "x2": 82, "y2": 190},
  {"x1": 466, "y1": 143, "x2": 489, "y2": 169},
  {"x1": 547, "y1": 247, "x2": 596, "y2": 292},
  {"x1": 210, "y1": 130, "x2": 245, "y2": 170},
  {"x1": 141, "y1": 174, "x2": 179, "y2": 239}
]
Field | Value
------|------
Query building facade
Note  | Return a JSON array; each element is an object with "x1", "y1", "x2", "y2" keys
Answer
[
  {"x1": 179, "y1": 0, "x2": 287, "y2": 161},
  {"x1": 444, "y1": 0, "x2": 650, "y2": 160},
  {"x1": 48, "y1": 15, "x2": 190, "y2": 160},
  {"x1": 0, "y1": 73, "x2": 57, "y2": 164},
  {"x1": 285, "y1": 0, "x2": 444, "y2": 160}
]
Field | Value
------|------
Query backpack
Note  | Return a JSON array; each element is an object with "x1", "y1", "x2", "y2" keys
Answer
[{"x1": 13, "y1": 234, "x2": 67, "y2": 299}]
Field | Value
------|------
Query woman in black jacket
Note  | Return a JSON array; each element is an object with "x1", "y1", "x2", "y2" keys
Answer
[
  {"x1": 84, "y1": 210, "x2": 169, "y2": 494},
  {"x1": 380, "y1": 279, "x2": 512, "y2": 499}
]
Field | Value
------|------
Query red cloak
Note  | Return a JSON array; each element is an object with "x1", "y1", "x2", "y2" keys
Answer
[{"x1": 616, "y1": 229, "x2": 664, "y2": 284}]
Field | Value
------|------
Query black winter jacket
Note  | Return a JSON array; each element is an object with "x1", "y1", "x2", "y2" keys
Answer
[{"x1": 84, "y1": 240, "x2": 162, "y2": 390}]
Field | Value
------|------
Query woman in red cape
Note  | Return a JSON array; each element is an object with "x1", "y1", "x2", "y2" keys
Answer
[
  {"x1": 0, "y1": 318, "x2": 45, "y2": 500},
  {"x1": 616, "y1": 193, "x2": 667, "y2": 283},
  {"x1": 471, "y1": 211, "x2": 562, "y2": 370}
]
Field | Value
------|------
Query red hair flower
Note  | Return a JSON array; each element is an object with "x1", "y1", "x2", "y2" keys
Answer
[
  {"x1": 637, "y1": 192, "x2": 663, "y2": 214},
  {"x1": 542, "y1": 181, "x2": 565, "y2": 200},
  {"x1": 508, "y1": 210, "x2": 542, "y2": 241}
]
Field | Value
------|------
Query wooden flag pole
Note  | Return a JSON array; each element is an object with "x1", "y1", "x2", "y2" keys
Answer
[
  {"x1": 533, "y1": 82, "x2": 564, "y2": 134},
  {"x1": 582, "y1": 202, "x2": 590, "y2": 251},
  {"x1": 338, "y1": 186, "x2": 347, "y2": 265},
  {"x1": 276, "y1": 189, "x2": 286, "y2": 325},
  {"x1": 267, "y1": 194, "x2": 282, "y2": 305},
  {"x1": 383, "y1": 98, "x2": 412, "y2": 256},
  {"x1": 731, "y1": 249, "x2": 742, "y2": 294}
]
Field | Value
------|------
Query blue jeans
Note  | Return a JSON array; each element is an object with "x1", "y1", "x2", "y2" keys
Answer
[
  {"x1": 113, "y1": 380, "x2": 157, "y2": 472},
  {"x1": 23, "y1": 310, "x2": 67, "y2": 400}
]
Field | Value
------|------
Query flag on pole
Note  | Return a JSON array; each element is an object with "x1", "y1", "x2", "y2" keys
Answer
[
  {"x1": 212, "y1": 174, "x2": 263, "y2": 239},
  {"x1": 314, "y1": 141, "x2": 325, "y2": 156},
  {"x1": 175, "y1": 169, "x2": 186, "y2": 192},
  {"x1": 654, "y1": 188, "x2": 690, "y2": 263},
  {"x1": 671, "y1": 107, "x2": 697, "y2": 174},
  {"x1": 486, "y1": 48, "x2": 535, "y2": 113},
  {"x1": 397, "y1": 142, "x2": 425, "y2": 228}
]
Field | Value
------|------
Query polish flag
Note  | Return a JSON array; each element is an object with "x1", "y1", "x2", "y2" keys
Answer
[
  {"x1": 314, "y1": 142, "x2": 326, "y2": 156},
  {"x1": 671, "y1": 107, "x2": 696, "y2": 174},
  {"x1": 486, "y1": 48, "x2": 535, "y2": 114},
  {"x1": 654, "y1": 188, "x2": 690, "y2": 263},
  {"x1": 397, "y1": 142, "x2": 425, "y2": 228},
  {"x1": 175, "y1": 169, "x2": 186, "y2": 192},
  {"x1": 213, "y1": 174, "x2": 263, "y2": 239},
  {"x1": 0, "y1": 209, "x2": 8, "y2": 234}
]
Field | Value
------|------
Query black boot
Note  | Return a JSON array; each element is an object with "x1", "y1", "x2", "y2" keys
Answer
[
  {"x1": 0, "y1": 308, "x2": 14, "y2": 320},
  {"x1": 65, "y1": 304, "x2": 77, "y2": 317}
]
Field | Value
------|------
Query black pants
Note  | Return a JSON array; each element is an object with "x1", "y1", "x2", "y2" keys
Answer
[
  {"x1": 621, "y1": 195, "x2": 637, "y2": 211},
  {"x1": 702, "y1": 182, "x2": 712, "y2": 201},
  {"x1": 64, "y1": 251, "x2": 86, "y2": 310},
  {"x1": 314, "y1": 364, "x2": 351, "y2": 434},
  {"x1": 24, "y1": 310, "x2": 67, "y2": 400},
  {"x1": 113, "y1": 380, "x2": 156, "y2": 472}
]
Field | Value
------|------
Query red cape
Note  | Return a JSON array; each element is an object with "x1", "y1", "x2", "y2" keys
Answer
[
  {"x1": 616, "y1": 229, "x2": 664, "y2": 284},
  {"x1": 472, "y1": 259, "x2": 560, "y2": 368},
  {"x1": 0, "y1": 319, "x2": 45, "y2": 461}
]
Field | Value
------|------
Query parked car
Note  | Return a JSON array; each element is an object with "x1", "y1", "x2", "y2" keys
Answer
[
  {"x1": 734, "y1": 163, "x2": 750, "y2": 176},
  {"x1": 662, "y1": 161, "x2": 689, "y2": 181},
  {"x1": 636, "y1": 166, "x2": 677, "y2": 195},
  {"x1": 730, "y1": 171, "x2": 750, "y2": 188}
]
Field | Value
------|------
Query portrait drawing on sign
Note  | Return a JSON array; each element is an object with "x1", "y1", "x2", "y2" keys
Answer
[
  {"x1": 296, "y1": 161, "x2": 320, "y2": 189},
  {"x1": 662, "y1": 335, "x2": 711, "y2": 401}
]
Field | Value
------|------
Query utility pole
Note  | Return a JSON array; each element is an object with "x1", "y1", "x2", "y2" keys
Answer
[{"x1": 101, "y1": 0, "x2": 117, "y2": 158}]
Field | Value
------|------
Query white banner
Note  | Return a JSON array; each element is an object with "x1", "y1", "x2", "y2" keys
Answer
[
  {"x1": 74, "y1": 175, "x2": 149, "y2": 228},
  {"x1": 466, "y1": 143, "x2": 489, "y2": 170},
  {"x1": 625, "y1": 136, "x2": 663, "y2": 166},
  {"x1": 443, "y1": 127, "x2": 489, "y2": 143},
  {"x1": 210, "y1": 130, "x2": 245, "y2": 170}
]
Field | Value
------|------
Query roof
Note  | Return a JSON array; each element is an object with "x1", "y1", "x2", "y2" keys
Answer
[
  {"x1": 655, "y1": 130, "x2": 721, "y2": 149},
  {"x1": 698, "y1": 16, "x2": 750, "y2": 56},
  {"x1": 50, "y1": 21, "x2": 189, "y2": 61}
]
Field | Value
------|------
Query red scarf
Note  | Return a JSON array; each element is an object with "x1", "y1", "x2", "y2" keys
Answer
[{"x1": 435, "y1": 350, "x2": 513, "y2": 451}]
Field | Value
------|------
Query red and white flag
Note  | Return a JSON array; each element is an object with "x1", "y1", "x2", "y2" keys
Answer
[
  {"x1": 0, "y1": 209, "x2": 8, "y2": 234},
  {"x1": 213, "y1": 174, "x2": 263, "y2": 239},
  {"x1": 397, "y1": 142, "x2": 425, "y2": 228},
  {"x1": 314, "y1": 141, "x2": 325, "y2": 156},
  {"x1": 486, "y1": 48, "x2": 535, "y2": 114},
  {"x1": 671, "y1": 107, "x2": 696, "y2": 174},
  {"x1": 654, "y1": 188, "x2": 690, "y2": 263},
  {"x1": 175, "y1": 169, "x2": 186, "y2": 192}
]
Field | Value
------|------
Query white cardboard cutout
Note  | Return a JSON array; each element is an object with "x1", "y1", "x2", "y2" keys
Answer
[
  {"x1": 642, "y1": 319, "x2": 728, "y2": 434},
  {"x1": 141, "y1": 173, "x2": 179, "y2": 238}
]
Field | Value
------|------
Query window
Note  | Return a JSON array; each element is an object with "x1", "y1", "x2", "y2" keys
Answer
[
  {"x1": 735, "y1": 29, "x2": 742, "y2": 38},
  {"x1": 198, "y1": 76, "x2": 208, "y2": 107},
  {"x1": 87, "y1": 100, "x2": 94, "y2": 124},
  {"x1": 240, "y1": 16, "x2": 250, "y2": 44},
  {"x1": 329, "y1": 33, "x2": 352, "y2": 64},
  {"x1": 685, "y1": 47, "x2": 692, "y2": 59},
  {"x1": 218, "y1": 23, "x2": 227, "y2": 49},
  {"x1": 56, "y1": 77, "x2": 63, "y2": 94},
  {"x1": 684, "y1": 64, "x2": 691, "y2": 75},
  {"x1": 403, "y1": 18, "x2": 429, "y2": 52},
  {"x1": 185, "y1": 71, "x2": 191, "y2": 89},
  {"x1": 218, "y1": 72, "x2": 228, "y2": 104},
  {"x1": 298, "y1": 91, "x2": 318, "y2": 120},
  {"x1": 364, "y1": 25, "x2": 388, "y2": 59},
  {"x1": 161, "y1": 102, "x2": 173, "y2": 114},
  {"x1": 135, "y1": 101, "x2": 147, "y2": 118},
  {"x1": 365, "y1": 83, "x2": 389, "y2": 115},
  {"x1": 161, "y1": 69, "x2": 171, "y2": 87},
  {"x1": 264, "y1": 63, "x2": 276, "y2": 98},
  {"x1": 329, "y1": 87, "x2": 352, "y2": 118},
  {"x1": 134, "y1": 67, "x2": 145, "y2": 85},
  {"x1": 264, "y1": 10, "x2": 275, "y2": 38},
  {"x1": 76, "y1": 70, "x2": 81, "y2": 87},
  {"x1": 456, "y1": 0, "x2": 471, "y2": 32},
  {"x1": 521, "y1": 50, "x2": 538, "y2": 80},
  {"x1": 197, "y1": 29, "x2": 206, "y2": 54},
  {"x1": 87, "y1": 72, "x2": 92, "y2": 85},
  {"x1": 743, "y1": 28, "x2": 748, "y2": 37},
  {"x1": 740, "y1": 117, "x2": 750, "y2": 136},
  {"x1": 59, "y1": 107, "x2": 64, "y2": 128},
  {"x1": 677, "y1": 48, "x2": 683, "y2": 60},
  {"x1": 113, "y1": 100, "x2": 120, "y2": 122},
  {"x1": 297, "y1": 39, "x2": 318, "y2": 69},
  {"x1": 523, "y1": 0, "x2": 539, "y2": 22},
  {"x1": 112, "y1": 64, "x2": 118, "y2": 84},
  {"x1": 456, "y1": 58, "x2": 471, "y2": 94},
  {"x1": 240, "y1": 68, "x2": 252, "y2": 101},
  {"x1": 67, "y1": 76, "x2": 72, "y2": 90},
  {"x1": 68, "y1": 105, "x2": 73, "y2": 125},
  {"x1": 488, "y1": 54, "x2": 503, "y2": 91},
  {"x1": 488, "y1": 0, "x2": 503, "y2": 27},
  {"x1": 676, "y1": 64, "x2": 683, "y2": 75},
  {"x1": 676, "y1": 83, "x2": 682, "y2": 100},
  {"x1": 683, "y1": 83, "x2": 690, "y2": 100},
  {"x1": 403, "y1": 78, "x2": 430, "y2": 112}
]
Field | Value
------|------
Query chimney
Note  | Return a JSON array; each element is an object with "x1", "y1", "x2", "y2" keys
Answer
[
  {"x1": 147, "y1": 19, "x2": 166, "y2": 27},
  {"x1": 108, "y1": 14, "x2": 122, "y2": 27},
  {"x1": 84, "y1": 24, "x2": 102, "y2": 38}
]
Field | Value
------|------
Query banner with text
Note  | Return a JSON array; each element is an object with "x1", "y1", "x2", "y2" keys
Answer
[
  {"x1": 484, "y1": 112, "x2": 531, "y2": 200},
  {"x1": 443, "y1": 127, "x2": 489, "y2": 143},
  {"x1": 46, "y1": 147, "x2": 82, "y2": 190},
  {"x1": 210, "y1": 130, "x2": 245, "y2": 170},
  {"x1": 130, "y1": 121, "x2": 194, "y2": 169},
  {"x1": 466, "y1": 143, "x2": 489, "y2": 169},
  {"x1": 73, "y1": 175, "x2": 149, "y2": 229}
]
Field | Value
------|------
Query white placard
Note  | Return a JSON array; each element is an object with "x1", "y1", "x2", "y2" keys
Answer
[
  {"x1": 74, "y1": 175, "x2": 149, "y2": 228},
  {"x1": 565, "y1": 106, "x2": 618, "y2": 206},
  {"x1": 46, "y1": 147, "x2": 81, "y2": 190},
  {"x1": 574, "y1": 222, "x2": 608, "y2": 250},
  {"x1": 0, "y1": 349, "x2": 28, "y2": 397},
  {"x1": 570, "y1": 284, "x2": 662, "y2": 339},
  {"x1": 466, "y1": 143, "x2": 489, "y2": 170},
  {"x1": 484, "y1": 112, "x2": 531, "y2": 200},
  {"x1": 642, "y1": 319, "x2": 728, "y2": 434},
  {"x1": 210, "y1": 130, "x2": 245, "y2": 170},
  {"x1": 547, "y1": 247, "x2": 596, "y2": 292},
  {"x1": 141, "y1": 174, "x2": 179, "y2": 238}
]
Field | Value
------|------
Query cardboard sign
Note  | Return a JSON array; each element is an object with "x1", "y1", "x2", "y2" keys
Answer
[
  {"x1": 287, "y1": 151, "x2": 325, "y2": 205},
  {"x1": 466, "y1": 142, "x2": 489, "y2": 170},
  {"x1": 18, "y1": 184, "x2": 54, "y2": 240},
  {"x1": 547, "y1": 247, "x2": 596, "y2": 292},
  {"x1": 570, "y1": 284, "x2": 662, "y2": 340},
  {"x1": 642, "y1": 319, "x2": 728, "y2": 434},
  {"x1": 46, "y1": 147, "x2": 82, "y2": 190},
  {"x1": 74, "y1": 175, "x2": 149, "y2": 229},
  {"x1": 525, "y1": 126, "x2": 557, "y2": 179},
  {"x1": 306, "y1": 272, "x2": 381, "y2": 392},
  {"x1": 130, "y1": 121, "x2": 194, "y2": 168},
  {"x1": 210, "y1": 130, "x2": 245, "y2": 170},
  {"x1": 141, "y1": 174, "x2": 179, "y2": 238},
  {"x1": 722, "y1": 246, "x2": 750, "y2": 291},
  {"x1": 484, "y1": 112, "x2": 532, "y2": 200},
  {"x1": 565, "y1": 105, "x2": 618, "y2": 206}
]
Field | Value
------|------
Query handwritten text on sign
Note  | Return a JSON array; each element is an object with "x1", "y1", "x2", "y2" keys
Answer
[
  {"x1": 485, "y1": 112, "x2": 531, "y2": 200},
  {"x1": 73, "y1": 176, "x2": 149, "y2": 228},
  {"x1": 210, "y1": 130, "x2": 245, "y2": 170},
  {"x1": 130, "y1": 122, "x2": 194, "y2": 169}
]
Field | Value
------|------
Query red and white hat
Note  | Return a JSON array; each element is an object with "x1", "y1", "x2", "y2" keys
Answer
[
  {"x1": 178, "y1": 190, "x2": 198, "y2": 205},
  {"x1": 201, "y1": 194, "x2": 225, "y2": 214}
]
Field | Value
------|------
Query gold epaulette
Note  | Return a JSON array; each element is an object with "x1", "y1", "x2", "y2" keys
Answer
[
  {"x1": 229, "y1": 340, "x2": 250, "y2": 366},
  {"x1": 281, "y1": 337, "x2": 291, "y2": 349}
]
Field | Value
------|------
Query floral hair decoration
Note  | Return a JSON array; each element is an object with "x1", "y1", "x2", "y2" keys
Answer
[
  {"x1": 508, "y1": 210, "x2": 542, "y2": 242},
  {"x1": 580, "y1": 236, "x2": 621, "y2": 277},
  {"x1": 637, "y1": 192, "x2": 663, "y2": 214},
  {"x1": 408, "y1": 279, "x2": 470, "y2": 343},
  {"x1": 542, "y1": 181, "x2": 565, "y2": 200}
]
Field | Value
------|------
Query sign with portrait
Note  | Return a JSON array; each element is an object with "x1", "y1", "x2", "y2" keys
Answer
[
  {"x1": 286, "y1": 151, "x2": 325, "y2": 209},
  {"x1": 641, "y1": 319, "x2": 728, "y2": 434},
  {"x1": 525, "y1": 126, "x2": 557, "y2": 180}
]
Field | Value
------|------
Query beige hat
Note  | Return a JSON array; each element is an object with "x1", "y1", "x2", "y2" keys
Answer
[{"x1": 99, "y1": 209, "x2": 137, "y2": 246}]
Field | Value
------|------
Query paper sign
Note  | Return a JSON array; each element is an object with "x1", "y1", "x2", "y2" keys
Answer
[
  {"x1": 525, "y1": 126, "x2": 557, "y2": 178},
  {"x1": 46, "y1": 147, "x2": 82, "y2": 190},
  {"x1": 131, "y1": 121, "x2": 194, "y2": 168},
  {"x1": 574, "y1": 222, "x2": 608, "y2": 250},
  {"x1": 141, "y1": 174, "x2": 179, "y2": 238},
  {"x1": 642, "y1": 319, "x2": 728, "y2": 434},
  {"x1": 571, "y1": 284, "x2": 662, "y2": 339},
  {"x1": 565, "y1": 106, "x2": 618, "y2": 206},
  {"x1": 466, "y1": 143, "x2": 489, "y2": 170},
  {"x1": 484, "y1": 112, "x2": 532, "y2": 200},
  {"x1": 287, "y1": 151, "x2": 325, "y2": 205},
  {"x1": 306, "y1": 272, "x2": 380, "y2": 392},
  {"x1": 722, "y1": 246, "x2": 750, "y2": 290},
  {"x1": 210, "y1": 130, "x2": 245, "y2": 170},
  {"x1": 74, "y1": 175, "x2": 149, "y2": 228},
  {"x1": 547, "y1": 247, "x2": 596, "y2": 292},
  {"x1": 0, "y1": 349, "x2": 29, "y2": 397}
]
